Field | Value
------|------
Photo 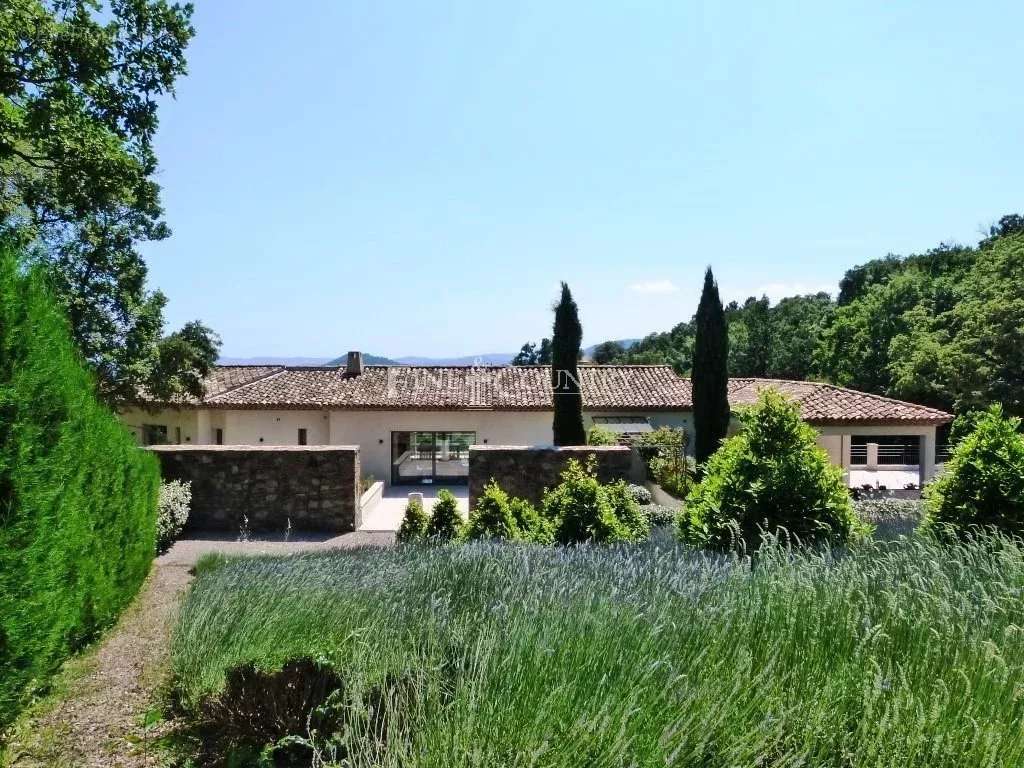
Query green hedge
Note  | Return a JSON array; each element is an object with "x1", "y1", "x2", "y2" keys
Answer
[{"x1": 0, "y1": 246, "x2": 159, "y2": 730}]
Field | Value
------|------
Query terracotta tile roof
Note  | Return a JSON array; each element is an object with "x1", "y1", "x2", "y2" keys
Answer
[
  {"x1": 185, "y1": 365, "x2": 951, "y2": 425},
  {"x1": 202, "y1": 365, "x2": 285, "y2": 399},
  {"x1": 725, "y1": 379, "x2": 952, "y2": 425}
]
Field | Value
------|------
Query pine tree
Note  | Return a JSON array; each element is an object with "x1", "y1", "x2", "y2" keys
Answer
[
  {"x1": 693, "y1": 268, "x2": 731, "y2": 464},
  {"x1": 551, "y1": 282, "x2": 586, "y2": 445}
]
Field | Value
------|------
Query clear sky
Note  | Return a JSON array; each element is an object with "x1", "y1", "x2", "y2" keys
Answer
[{"x1": 143, "y1": 1, "x2": 1024, "y2": 358}]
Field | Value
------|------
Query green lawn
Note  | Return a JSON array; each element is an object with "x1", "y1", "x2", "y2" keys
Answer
[{"x1": 172, "y1": 535, "x2": 1024, "y2": 767}]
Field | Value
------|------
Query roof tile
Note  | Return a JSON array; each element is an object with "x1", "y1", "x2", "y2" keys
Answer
[{"x1": 184, "y1": 365, "x2": 951, "y2": 424}]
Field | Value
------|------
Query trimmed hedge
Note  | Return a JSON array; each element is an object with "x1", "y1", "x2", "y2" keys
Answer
[{"x1": 0, "y1": 247, "x2": 159, "y2": 730}]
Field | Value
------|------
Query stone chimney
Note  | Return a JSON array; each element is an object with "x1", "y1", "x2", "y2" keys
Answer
[{"x1": 346, "y1": 351, "x2": 364, "y2": 376}]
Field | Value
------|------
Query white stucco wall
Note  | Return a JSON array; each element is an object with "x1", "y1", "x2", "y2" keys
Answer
[
  {"x1": 118, "y1": 408, "x2": 329, "y2": 446},
  {"x1": 221, "y1": 410, "x2": 330, "y2": 446},
  {"x1": 118, "y1": 407, "x2": 200, "y2": 445}
]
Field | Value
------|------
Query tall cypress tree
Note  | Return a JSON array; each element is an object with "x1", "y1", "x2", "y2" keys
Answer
[
  {"x1": 551, "y1": 282, "x2": 586, "y2": 445},
  {"x1": 693, "y1": 267, "x2": 731, "y2": 464}
]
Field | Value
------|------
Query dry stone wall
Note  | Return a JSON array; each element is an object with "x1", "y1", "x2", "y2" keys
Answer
[
  {"x1": 148, "y1": 445, "x2": 360, "y2": 533},
  {"x1": 468, "y1": 445, "x2": 632, "y2": 508}
]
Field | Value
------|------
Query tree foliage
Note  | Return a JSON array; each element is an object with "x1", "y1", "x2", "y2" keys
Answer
[
  {"x1": 590, "y1": 340, "x2": 624, "y2": 364},
  {"x1": 512, "y1": 338, "x2": 551, "y2": 365},
  {"x1": 692, "y1": 268, "x2": 730, "y2": 464},
  {"x1": 679, "y1": 390, "x2": 864, "y2": 550},
  {"x1": 592, "y1": 213, "x2": 1024, "y2": 420},
  {"x1": 0, "y1": 0, "x2": 219, "y2": 406},
  {"x1": 551, "y1": 282, "x2": 585, "y2": 445}
]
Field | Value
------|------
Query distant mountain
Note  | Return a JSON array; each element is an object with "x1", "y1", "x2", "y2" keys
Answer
[
  {"x1": 393, "y1": 353, "x2": 516, "y2": 366},
  {"x1": 220, "y1": 353, "x2": 400, "y2": 366},
  {"x1": 324, "y1": 353, "x2": 401, "y2": 366},
  {"x1": 219, "y1": 356, "x2": 333, "y2": 366},
  {"x1": 223, "y1": 344, "x2": 641, "y2": 368}
]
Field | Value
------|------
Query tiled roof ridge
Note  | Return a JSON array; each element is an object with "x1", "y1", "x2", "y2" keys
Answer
[
  {"x1": 191, "y1": 365, "x2": 952, "y2": 423},
  {"x1": 205, "y1": 367, "x2": 288, "y2": 402}
]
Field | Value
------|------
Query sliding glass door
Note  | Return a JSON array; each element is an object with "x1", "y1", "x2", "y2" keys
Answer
[{"x1": 391, "y1": 431, "x2": 475, "y2": 485}]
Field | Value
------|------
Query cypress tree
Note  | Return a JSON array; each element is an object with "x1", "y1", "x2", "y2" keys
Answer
[
  {"x1": 551, "y1": 282, "x2": 586, "y2": 445},
  {"x1": 693, "y1": 267, "x2": 731, "y2": 464}
]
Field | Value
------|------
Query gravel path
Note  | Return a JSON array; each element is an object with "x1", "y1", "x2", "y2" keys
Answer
[{"x1": 2, "y1": 531, "x2": 393, "y2": 767}]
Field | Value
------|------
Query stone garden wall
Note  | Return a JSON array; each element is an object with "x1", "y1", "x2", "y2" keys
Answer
[
  {"x1": 148, "y1": 445, "x2": 361, "y2": 533},
  {"x1": 468, "y1": 445, "x2": 632, "y2": 508}
]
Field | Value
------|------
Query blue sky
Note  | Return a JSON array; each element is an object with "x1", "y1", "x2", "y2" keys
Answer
[{"x1": 143, "y1": 1, "x2": 1023, "y2": 358}]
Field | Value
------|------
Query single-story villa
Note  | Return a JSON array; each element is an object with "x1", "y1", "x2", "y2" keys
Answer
[{"x1": 121, "y1": 352, "x2": 952, "y2": 489}]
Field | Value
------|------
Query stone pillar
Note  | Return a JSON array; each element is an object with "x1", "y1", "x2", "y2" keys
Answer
[
  {"x1": 919, "y1": 430, "x2": 936, "y2": 486},
  {"x1": 866, "y1": 442, "x2": 879, "y2": 470},
  {"x1": 196, "y1": 410, "x2": 211, "y2": 444}
]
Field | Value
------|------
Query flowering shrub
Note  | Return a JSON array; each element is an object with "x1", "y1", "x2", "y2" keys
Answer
[
  {"x1": 854, "y1": 497, "x2": 923, "y2": 539},
  {"x1": 157, "y1": 480, "x2": 192, "y2": 553},
  {"x1": 627, "y1": 484, "x2": 652, "y2": 505},
  {"x1": 644, "y1": 505, "x2": 678, "y2": 527}
]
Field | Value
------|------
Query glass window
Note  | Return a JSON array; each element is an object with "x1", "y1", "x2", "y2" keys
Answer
[
  {"x1": 391, "y1": 431, "x2": 476, "y2": 484},
  {"x1": 142, "y1": 424, "x2": 168, "y2": 446}
]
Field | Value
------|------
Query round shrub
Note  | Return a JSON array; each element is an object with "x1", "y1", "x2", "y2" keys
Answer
[
  {"x1": 157, "y1": 480, "x2": 192, "y2": 553},
  {"x1": 426, "y1": 489, "x2": 463, "y2": 541},
  {"x1": 678, "y1": 390, "x2": 865, "y2": 550},
  {"x1": 509, "y1": 497, "x2": 555, "y2": 544},
  {"x1": 603, "y1": 480, "x2": 650, "y2": 540},
  {"x1": 465, "y1": 482, "x2": 555, "y2": 544},
  {"x1": 542, "y1": 458, "x2": 641, "y2": 544},
  {"x1": 586, "y1": 424, "x2": 618, "y2": 446},
  {"x1": 465, "y1": 481, "x2": 521, "y2": 541},
  {"x1": 923, "y1": 405, "x2": 1024, "y2": 537},
  {"x1": 396, "y1": 498, "x2": 428, "y2": 542},
  {"x1": 627, "y1": 484, "x2": 652, "y2": 505}
]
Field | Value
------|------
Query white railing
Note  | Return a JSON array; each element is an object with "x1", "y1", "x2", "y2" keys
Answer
[{"x1": 850, "y1": 443, "x2": 920, "y2": 466}]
